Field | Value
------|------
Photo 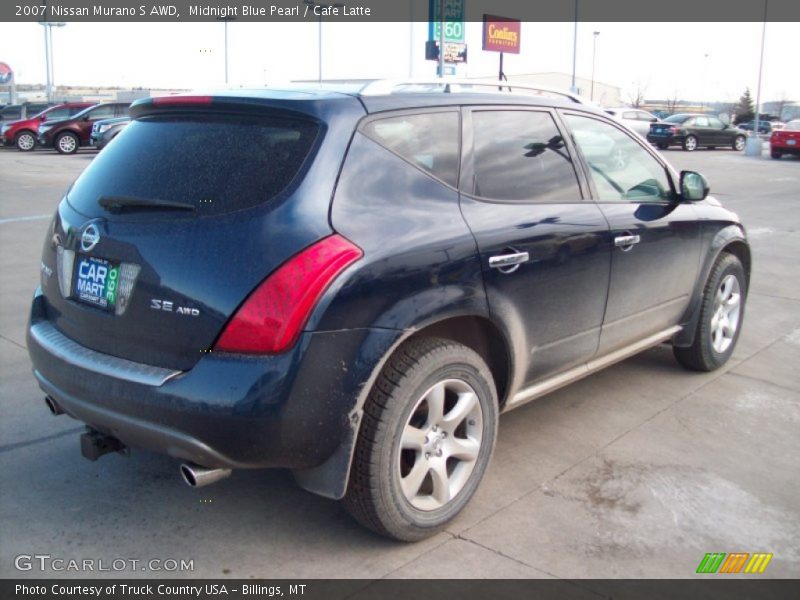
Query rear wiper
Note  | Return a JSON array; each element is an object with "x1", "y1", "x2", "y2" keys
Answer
[{"x1": 98, "y1": 196, "x2": 196, "y2": 212}]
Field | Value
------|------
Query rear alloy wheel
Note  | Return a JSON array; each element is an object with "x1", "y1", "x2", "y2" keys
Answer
[
  {"x1": 343, "y1": 337, "x2": 498, "y2": 541},
  {"x1": 15, "y1": 130, "x2": 36, "y2": 151},
  {"x1": 55, "y1": 132, "x2": 79, "y2": 154},
  {"x1": 674, "y1": 253, "x2": 746, "y2": 372},
  {"x1": 770, "y1": 150, "x2": 782, "y2": 160},
  {"x1": 683, "y1": 135, "x2": 698, "y2": 151},
  {"x1": 733, "y1": 135, "x2": 746, "y2": 151}
]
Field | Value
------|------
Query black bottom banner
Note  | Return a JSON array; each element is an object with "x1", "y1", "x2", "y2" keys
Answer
[{"x1": 4, "y1": 579, "x2": 800, "y2": 600}]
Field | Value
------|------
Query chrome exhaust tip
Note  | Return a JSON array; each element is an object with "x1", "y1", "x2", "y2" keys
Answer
[
  {"x1": 45, "y1": 396, "x2": 64, "y2": 416},
  {"x1": 179, "y1": 463, "x2": 232, "y2": 488}
]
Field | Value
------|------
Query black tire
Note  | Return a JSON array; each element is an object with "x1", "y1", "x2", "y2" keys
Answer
[
  {"x1": 15, "y1": 130, "x2": 36, "y2": 152},
  {"x1": 674, "y1": 253, "x2": 747, "y2": 372},
  {"x1": 55, "y1": 132, "x2": 79, "y2": 154},
  {"x1": 682, "y1": 135, "x2": 698, "y2": 152},
  {"x1": 657, "y1": 144, "x2": 668, "y2": 150},
  {"x1": 733, "y1": 135, "x2": 746, "y2": 151},
  {"x1": 343, "y1": 337, "x2": 498, "y2": 541},
  {"x1": 771, "y1": 150, "x2": 782, "y2": 160}
]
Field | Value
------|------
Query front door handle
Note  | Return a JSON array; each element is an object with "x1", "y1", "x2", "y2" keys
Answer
[
  {"x1": 614, "y1": 234, "x2": 641, "y2": 249},
  {"x1": 489, "y1": 251, "x2": 530, "y2": 272}
]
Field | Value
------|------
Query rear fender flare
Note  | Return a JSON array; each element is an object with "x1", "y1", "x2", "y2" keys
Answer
[{"x1": 293, "y1": 299, "x2": 520, "y2": 500}]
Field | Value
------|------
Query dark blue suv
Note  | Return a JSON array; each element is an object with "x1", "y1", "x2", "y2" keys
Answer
[{"x1": 27, "y1": 82, "x2": 750, "y2": 541}]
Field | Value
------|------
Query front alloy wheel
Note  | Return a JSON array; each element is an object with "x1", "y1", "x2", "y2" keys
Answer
[
  {"x1": 55, "y1": 132, "x2": 79, "y2": 154},
  {"x1": 674, "y1": 253, "x2": 746, "y2": 371},
  {"x1": 733, "y1": 135, "x2": 746, "y2": 151},
  {"x1": 15, "y1": 131, "x2": 35, "y2": 151},
  {"x1": 343, "y1": 337, "x2": 498, "y2": 541}
]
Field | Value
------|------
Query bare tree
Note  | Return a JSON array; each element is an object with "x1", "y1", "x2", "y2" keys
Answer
[
  {"x1": 626, "y1": 81, "x2": 648, "y2": 108},
  {"x1": 666, "y1": 89, "x2": 680, "y2": 115}
]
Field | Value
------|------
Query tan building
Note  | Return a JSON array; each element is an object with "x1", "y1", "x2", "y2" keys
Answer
[{"x1": 499, "y1": 72, "x2": 622, "y2": 107}]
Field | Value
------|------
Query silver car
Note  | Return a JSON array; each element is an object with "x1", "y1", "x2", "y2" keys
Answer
[{"x1": 605, "y1": 107, "x2": 658, "y2": 137}]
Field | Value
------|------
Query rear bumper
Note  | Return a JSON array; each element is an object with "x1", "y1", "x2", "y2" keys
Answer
[
  {"x1": 27, "y1": 287, "x2": 400, "y2": 470},
  {"x1": 772, "y1": 144, "x2": 800, "y2": 155},
  {"x1": 647, "y1": 133, "x2": 681, "y2": 146}
]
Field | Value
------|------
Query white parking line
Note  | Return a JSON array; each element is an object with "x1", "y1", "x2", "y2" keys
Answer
[{"x1": 0, "y1": 214, "x2": 51, "y2": 225}]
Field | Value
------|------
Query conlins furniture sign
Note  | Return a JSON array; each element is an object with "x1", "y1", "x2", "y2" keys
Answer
[{"x1": 482, "y1": 15, "x2": 521, "y2": 54}]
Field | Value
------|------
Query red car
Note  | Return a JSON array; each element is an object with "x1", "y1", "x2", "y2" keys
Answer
[
  {"x1": 770, "y1": 120, "x2": 800, "y2": 159},
  {"x1": 0, "y1": 102, "x2": 94, "y2": 151},
  {"x1": 37, "y1": 102, "x2": 130, "y2": 154}
]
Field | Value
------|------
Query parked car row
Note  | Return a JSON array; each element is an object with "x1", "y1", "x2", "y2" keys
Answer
[{"x1": 0, "y1": 101, "x2": 130, "y2": 153}]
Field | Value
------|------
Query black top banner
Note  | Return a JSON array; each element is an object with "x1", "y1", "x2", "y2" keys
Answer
[{"x1": 4, "y1": 0, "x2": 800, "y2": 23}]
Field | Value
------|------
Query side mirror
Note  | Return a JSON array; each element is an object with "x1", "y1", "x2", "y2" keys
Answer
[
  {"x1": 39, "y1": 115, "x2": 47, "y2": 122},
  {"x1": 680, "y1": 171, "x2": 709, "y2": 201},
  {"x1": 83, "y1": 115, "x2": 90, "y2": 121}
]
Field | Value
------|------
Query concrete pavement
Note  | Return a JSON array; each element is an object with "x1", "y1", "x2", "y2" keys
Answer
[{"x1": 0, "y1": 146, "x2": 798, "y2": 581}]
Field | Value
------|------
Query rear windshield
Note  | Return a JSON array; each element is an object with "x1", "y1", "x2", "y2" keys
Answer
[
  {"x1": 664, "y1": 115, "x2": 690, "y2": 124},
  {"x1": 67, "y1": 114, "x2": 319, "y2": 217}
]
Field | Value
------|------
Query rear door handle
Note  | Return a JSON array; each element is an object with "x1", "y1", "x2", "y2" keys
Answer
[
  {"x1": 489, "y1": 251, "x2": 530, "y2": 270},
  {"x1": 614, "y1": 234, "x2": 641, "y2": 248}
]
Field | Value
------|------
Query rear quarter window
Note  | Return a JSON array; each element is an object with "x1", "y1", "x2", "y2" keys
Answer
[
  {"x1": 360, "y1": 111, "x2": 460, "y2": 188},
  {"x1": 66, "y1": 114, "x2": 320, "y2": 217}
]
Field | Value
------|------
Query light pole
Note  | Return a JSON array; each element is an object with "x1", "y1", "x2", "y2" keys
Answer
[
  {"x1": 590, "y1": 31, "x2": 600, "y2": 102},
  {"x1": 304, "y1": 0, "x2": 344, "y2": 83},
  {"x1": 570, "y1": 0, "x2": 578, "y2": 93},
  {"x1": 217, "y1": 16, "x2": 236, "y2": 85},
  {"x1": 39, "y1": 21, "x2": 65, "y2": 102},
  {"x1": 746, "y1": 0, "x2": 768, "y2": 157}
]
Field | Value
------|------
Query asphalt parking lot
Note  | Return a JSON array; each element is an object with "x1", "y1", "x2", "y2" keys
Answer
[{"x1": 1, "y1": 145, "x2": 798, "y2": 581}]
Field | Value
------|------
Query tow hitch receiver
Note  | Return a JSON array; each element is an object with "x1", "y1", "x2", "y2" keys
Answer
[{"x1": 80, "y1": 428, "x2": 127, "y2": 461}]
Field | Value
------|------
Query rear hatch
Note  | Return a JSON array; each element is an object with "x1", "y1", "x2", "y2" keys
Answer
[{"x1": 40, "y1": 95, "x2": 334, "y2": 371}]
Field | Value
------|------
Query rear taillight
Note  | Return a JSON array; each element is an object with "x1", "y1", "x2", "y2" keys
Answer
[
  {"x1": 669, "y1": 126, "x2": 679, "y2": 134},
  {"x1": 214, "y1": 234, "x2": 362, "y2": 354}
]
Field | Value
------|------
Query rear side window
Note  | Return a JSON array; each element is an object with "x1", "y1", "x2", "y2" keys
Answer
[
  {"x1": 361, "y1": 112, "x2": 459, "y2": 187},
  {"x1": 44, "y1": 107, "x2": 72, "y2": 119},
  {"x1": 67, "y1": 114, "x2": 320, "y2": 217},
  {"x1": 471, "y1": 110, "x2": 581, "y2": 202}
]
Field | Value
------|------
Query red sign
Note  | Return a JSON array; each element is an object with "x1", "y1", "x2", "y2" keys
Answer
[{"x1": 482, "y1": 15, "x2": 521, "y2": 54}]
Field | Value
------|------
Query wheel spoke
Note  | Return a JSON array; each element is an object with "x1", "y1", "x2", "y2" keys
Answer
[
  {"x1": 400, "y1": 459, "x2": 429, "y2": 500},
  {"x1": 429, "y1": 461, "x2": 451, "y2": 505},
  {"x1": 401, "y1": 424, "x2": 427, "y2": 451},
  {"x1": 442, "y1": 391, "x2": 478, "y2": 430},
  {"x1": 444, "y1": 436, "x2": 480, "y2": 461},
  {"x1": 425, "y1": 382, "x2": 446, "y2": 426},
  {"x1": 724, "y1": 293, "x2": 740, "y2": 311}
]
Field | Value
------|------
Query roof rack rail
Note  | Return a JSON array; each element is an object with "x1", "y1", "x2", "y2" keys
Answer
[{"x1": 358, "y1": 79, "x2": 593, "y2": 105}]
